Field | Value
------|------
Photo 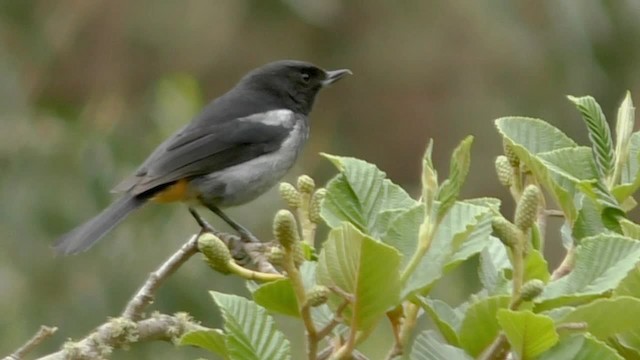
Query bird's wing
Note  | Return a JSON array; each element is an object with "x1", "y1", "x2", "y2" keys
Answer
[{"x1": 113, "y1": 111, "x2": 298, "y2": 196}]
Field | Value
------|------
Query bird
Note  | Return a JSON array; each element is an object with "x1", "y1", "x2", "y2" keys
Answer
[{"x1": 54, "y1": 60, "x2": 351, "y2": 255}]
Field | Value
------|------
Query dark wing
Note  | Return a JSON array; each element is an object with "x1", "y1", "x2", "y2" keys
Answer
[{"x1": 113, "y1": 116, "x2": 293, "y2": 196}]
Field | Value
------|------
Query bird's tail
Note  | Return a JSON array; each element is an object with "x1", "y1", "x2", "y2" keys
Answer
[{"x1": 53, "y1": 195, "x2": 146, "y2": 255}]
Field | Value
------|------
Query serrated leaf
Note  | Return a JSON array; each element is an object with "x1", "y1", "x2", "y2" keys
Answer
[
  {"x1": 179, "y1": 328, "x2": 228, "y2": 358},
  {"x1": 410, "y1": 330, "x2": 473, "y2": 360},
  {"x1": 252, "y1": 262, "x2": 318, "y2": 318},
  {"x1": 568, "y1": 95, "x2": 615, "y2": 179},
  {"x1": 537, "y1": 234, "x2": 640, "y2": 309},
  {"x1": 402, "y1": 202, "x2": 493, "y2": 297},
  {"x1": 320, "y1": 154, "x2": 417, "y2": 238},
  {"x1": 538, "y1": 334, "x2": 624, "y2": 360},
  {"x1": 459, "y1": 295, "x2": 511, "y2": 356},
  {"x1": 615, "y1": 265, "x2": 640, "y2": 297},
  {"x1": 479, "y1": 240, "x2": 511, "y2": 295},
  {"x1": 211, "y1": 292, "x2": 291, "y2": 360},
  {"x1": 252, "y1": 279, "x2": 299, "y2": 317},
  {"x1": 464, "y1": 197, "x2": 501, "y2": 212},
  {"x1": 496, "y1": 310, "x2": 558, "y2": 359},
  {"x1": 613, "y1": 92, "x2": 636, "y2": 186},
  {"x1": 559, "y1": 296, "x2": 640, "y2": 340},
  {"x1": 382, "y1": 204, "x2": 424, "y2": 270},
  {"x1": 437, "y1": 136, "x2": 474, "y2": 219},
  {"x1": 495, "y1": 117, "x2": 577, "y2": 154},
  {"x1": 524, "y1": 249, "x2": 551, "y2": 283},
  {"x1": 614, "y1": 132, "x2": 640, "y2": 202},
  {"x1": 620, "y1": 219, "x2": 640, "y2": 240},
  {"x1": 418, "y1": 297, "x2": 463, "y2": 345},
  {"x1": 316, "y1": 223, "x2": 402, "y2": 331}
]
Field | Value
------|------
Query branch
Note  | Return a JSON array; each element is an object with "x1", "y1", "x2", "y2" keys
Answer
[
  {"x1": 35, "y1": 234, "x2": 202, "y2": 360},
  {"x1": 123, "y1": 234, "x2": 199, "y2": 320},
  {"x1": 36, "y1": 313, "x2": 202, "y2": 360},
  {"x1": 3, "y1": 326, "x2": 57, "y2": 360}
]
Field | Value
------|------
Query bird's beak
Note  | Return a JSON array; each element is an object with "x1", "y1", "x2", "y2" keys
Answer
[{"x1": 322, "y1": 69, "x2": 352, "y2": 86}]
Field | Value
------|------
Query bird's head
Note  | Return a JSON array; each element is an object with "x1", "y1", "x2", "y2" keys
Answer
[{"x1": 238, "y1": 60, "x2": 351, "y2": 114}]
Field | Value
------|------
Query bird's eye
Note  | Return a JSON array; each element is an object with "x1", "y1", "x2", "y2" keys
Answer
[{"x1": 301, "y1": 72, "x2": 311, "y2": 83}]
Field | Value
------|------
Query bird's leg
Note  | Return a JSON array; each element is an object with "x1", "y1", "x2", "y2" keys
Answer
[
  {"x1": 188, "y1": 207, "x2": 216, "y2": 234},
  {"x1": 203, "y1": 204, "x2": 261, "y2": 243}
]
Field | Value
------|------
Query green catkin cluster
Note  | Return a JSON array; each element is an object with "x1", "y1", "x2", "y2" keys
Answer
[
  {"x1": 491, "y1": 217, "x2": 521, "y2": 248},
  {"x1": 520, "y1": 279, "x2": 545, "y2": 301},
  {"x1": 503, "y1": 142, "x2": 520, "y2": 167},
  {"x1": 297, "y1": 175, "x2": 316, "y2": 194},
  {"x1": 495, "y1": 156, "x2": 513, "y2": 187},
  {"x1": 309, "y1": 188, "x2": 327, "y2": 223},
  {"x1": 515, "y1": 185, "x2": 541, "y2": 231},
  {"x1": 267, "y1": 246, "x2": 285, "y2": 266},
  {"x1": 306, "y1": 285, "x2": 330, "y2": 307},
  {"x1": 273, "y1": 210, "x2": 300, "y2": 250},
  {"x1": 197, "y1": 233, "x2": 232, "y2": 274},
  {"x1": 279, "y1": 182, "x2": 301, "y2": 208}
]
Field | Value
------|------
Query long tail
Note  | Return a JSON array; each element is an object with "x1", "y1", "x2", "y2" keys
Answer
[{"x1": 53, "y1": 195, "x2": 146, "y2": 255}]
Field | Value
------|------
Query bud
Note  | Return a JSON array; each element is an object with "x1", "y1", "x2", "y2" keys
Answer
[
  {"x1": 520, "y1": 279, "x2": 545, "y2": 301},
  {"x1": 198, "y1": 233, "x2": 232, "y2": 274},
  {"x1": 297, "y1": 175, "x2": 315, "y2": 194},
  {"x1": 495, "y1": 156, "x2": 513, "y2": 187},
  {"x1": 279, "y1": 182, "x2": 301, "y2": 208},
  {"x1": 309, "y1": 188, "x2": 327, "y2": 223},
  {"x1": 273, "y1": 210, "x2": 300, "y2": 250},
  {"x1": 491, "y1": 217, "x2": 521, "y2": 248},
  {"x1": 515, "y1": 185, "x2": 540, "y2": 231},
  {"x1": 503, "y1": 142, "x2": 520, "y2": 167},
  {"x1": 306, "y1": 285, "x2": 330, "y2": 307},
  {"x1": 267, "y1": 246, "x2": 285, "y2": 266}
]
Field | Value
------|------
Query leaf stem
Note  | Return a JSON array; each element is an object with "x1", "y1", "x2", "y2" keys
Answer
[
  {"x1": 282, "y1": 246, "x2": 318, "y2": 360},
  {"x1": 400, "y1": 221, "x2": 436, "y2": 285}
]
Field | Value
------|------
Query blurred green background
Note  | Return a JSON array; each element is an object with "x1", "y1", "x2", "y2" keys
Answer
[{"x1": 2, "y1": 1, "x2": 640, "y2": 358}]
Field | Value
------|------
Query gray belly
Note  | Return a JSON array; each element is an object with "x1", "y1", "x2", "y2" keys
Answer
[{"x1": 190, "y1": 121, "x2": 308, "y2": 207}]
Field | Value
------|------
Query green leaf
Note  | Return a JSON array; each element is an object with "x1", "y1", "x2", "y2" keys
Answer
[
  {"x1": 613, "y1": 92, "x2": 636, "y2": 186},
  {"x1": 568, "y1": 95, "x2": 615, "y2": 179},
  {"x1": 252, "y1": 279, "x2": 299, "y2": 317},
  {"x1": 316, "y1": 223, "x2": 402, "y2": 331},
  {"x1": 320, "y1": 154, "x2": 417, "y2": 238},
  {"x1": 422, "y1": 139, "x2": 438, "y2": 217},
  {"x1": 615, "y1": 265, "x2": 640, "y2": 297},
  {"x1": 524, "y1": 249, "x2": 551, "y2": 283},
  {"x1": 537, "y1": 234, "x2": 640, "y2": 309},
  {"x1": 614, "y1": 132, "x2": 640, "y2": 201},
  {"x1": 496, "y1": 309, "x2": 559, "y2": 359},
  {"x1": 459, "y1": 295, "x2": 511, "y2": 356},
  {"x1": 211, "y1": 292, "x2": 291, "y2": 360},
  {"x1": 179, "y1": 328, "x2": 228, "y2": 358},
  {"x1": 251, "y1": 262, "x2": 319, "y2": 318},
  {"x1": 410, "y1": 330, "x2": 473, "y2": 360},
  {"x1": 418, "y1": 297, "x2": 463, "y2": 345},
  {"x1": 559, "y1": 296, "x2": 640, "y2": 340},
  {"x1": 538, "y1": 334, "x2": 624, "y2": 360},
  {"x1": 478, "y1": 240, "x2": 511, "y2": 295},
  {"x1": 437, "y1": 136, "x2": 474, "y2": 219},
  {"x1": 495, "y1": 117, "x2": 577, "y2": 154},
  {"x1": 620, "y1": 219, "x2": 640, "y2": 240},
  {"x1": 402, "y1": 202, "x2": 493, "y2": 296},
  {"x1": 382, "y1": 204, "x2": 424, "y2": 270}
]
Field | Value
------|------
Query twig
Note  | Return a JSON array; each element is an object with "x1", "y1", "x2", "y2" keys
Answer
[
  {"x1": 3, "y1": 326, "x2": 57, "y2": 360},
  {"x1": 36, "y1": 235, "x2": 203, "y2": 360},
  {"x1": 551, "y1": 245, "x2": 577, "y2": 280},
  {"x1": 316, "y1": 300, "x2": 349, "y2": 340},
  {"x1": 36, "y1": 313, "x2": 202, "y2": 360},
  {"x1": 478, "y1": 333, "x2": 510, "y2": 360},
  {"x1": 122, "y1": 235, "x2": 199, "y2": 320}
]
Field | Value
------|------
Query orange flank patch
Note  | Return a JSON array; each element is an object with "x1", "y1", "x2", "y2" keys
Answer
[{"x1": 151, "y1": 178, "x2": 190, "y2": 203}]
